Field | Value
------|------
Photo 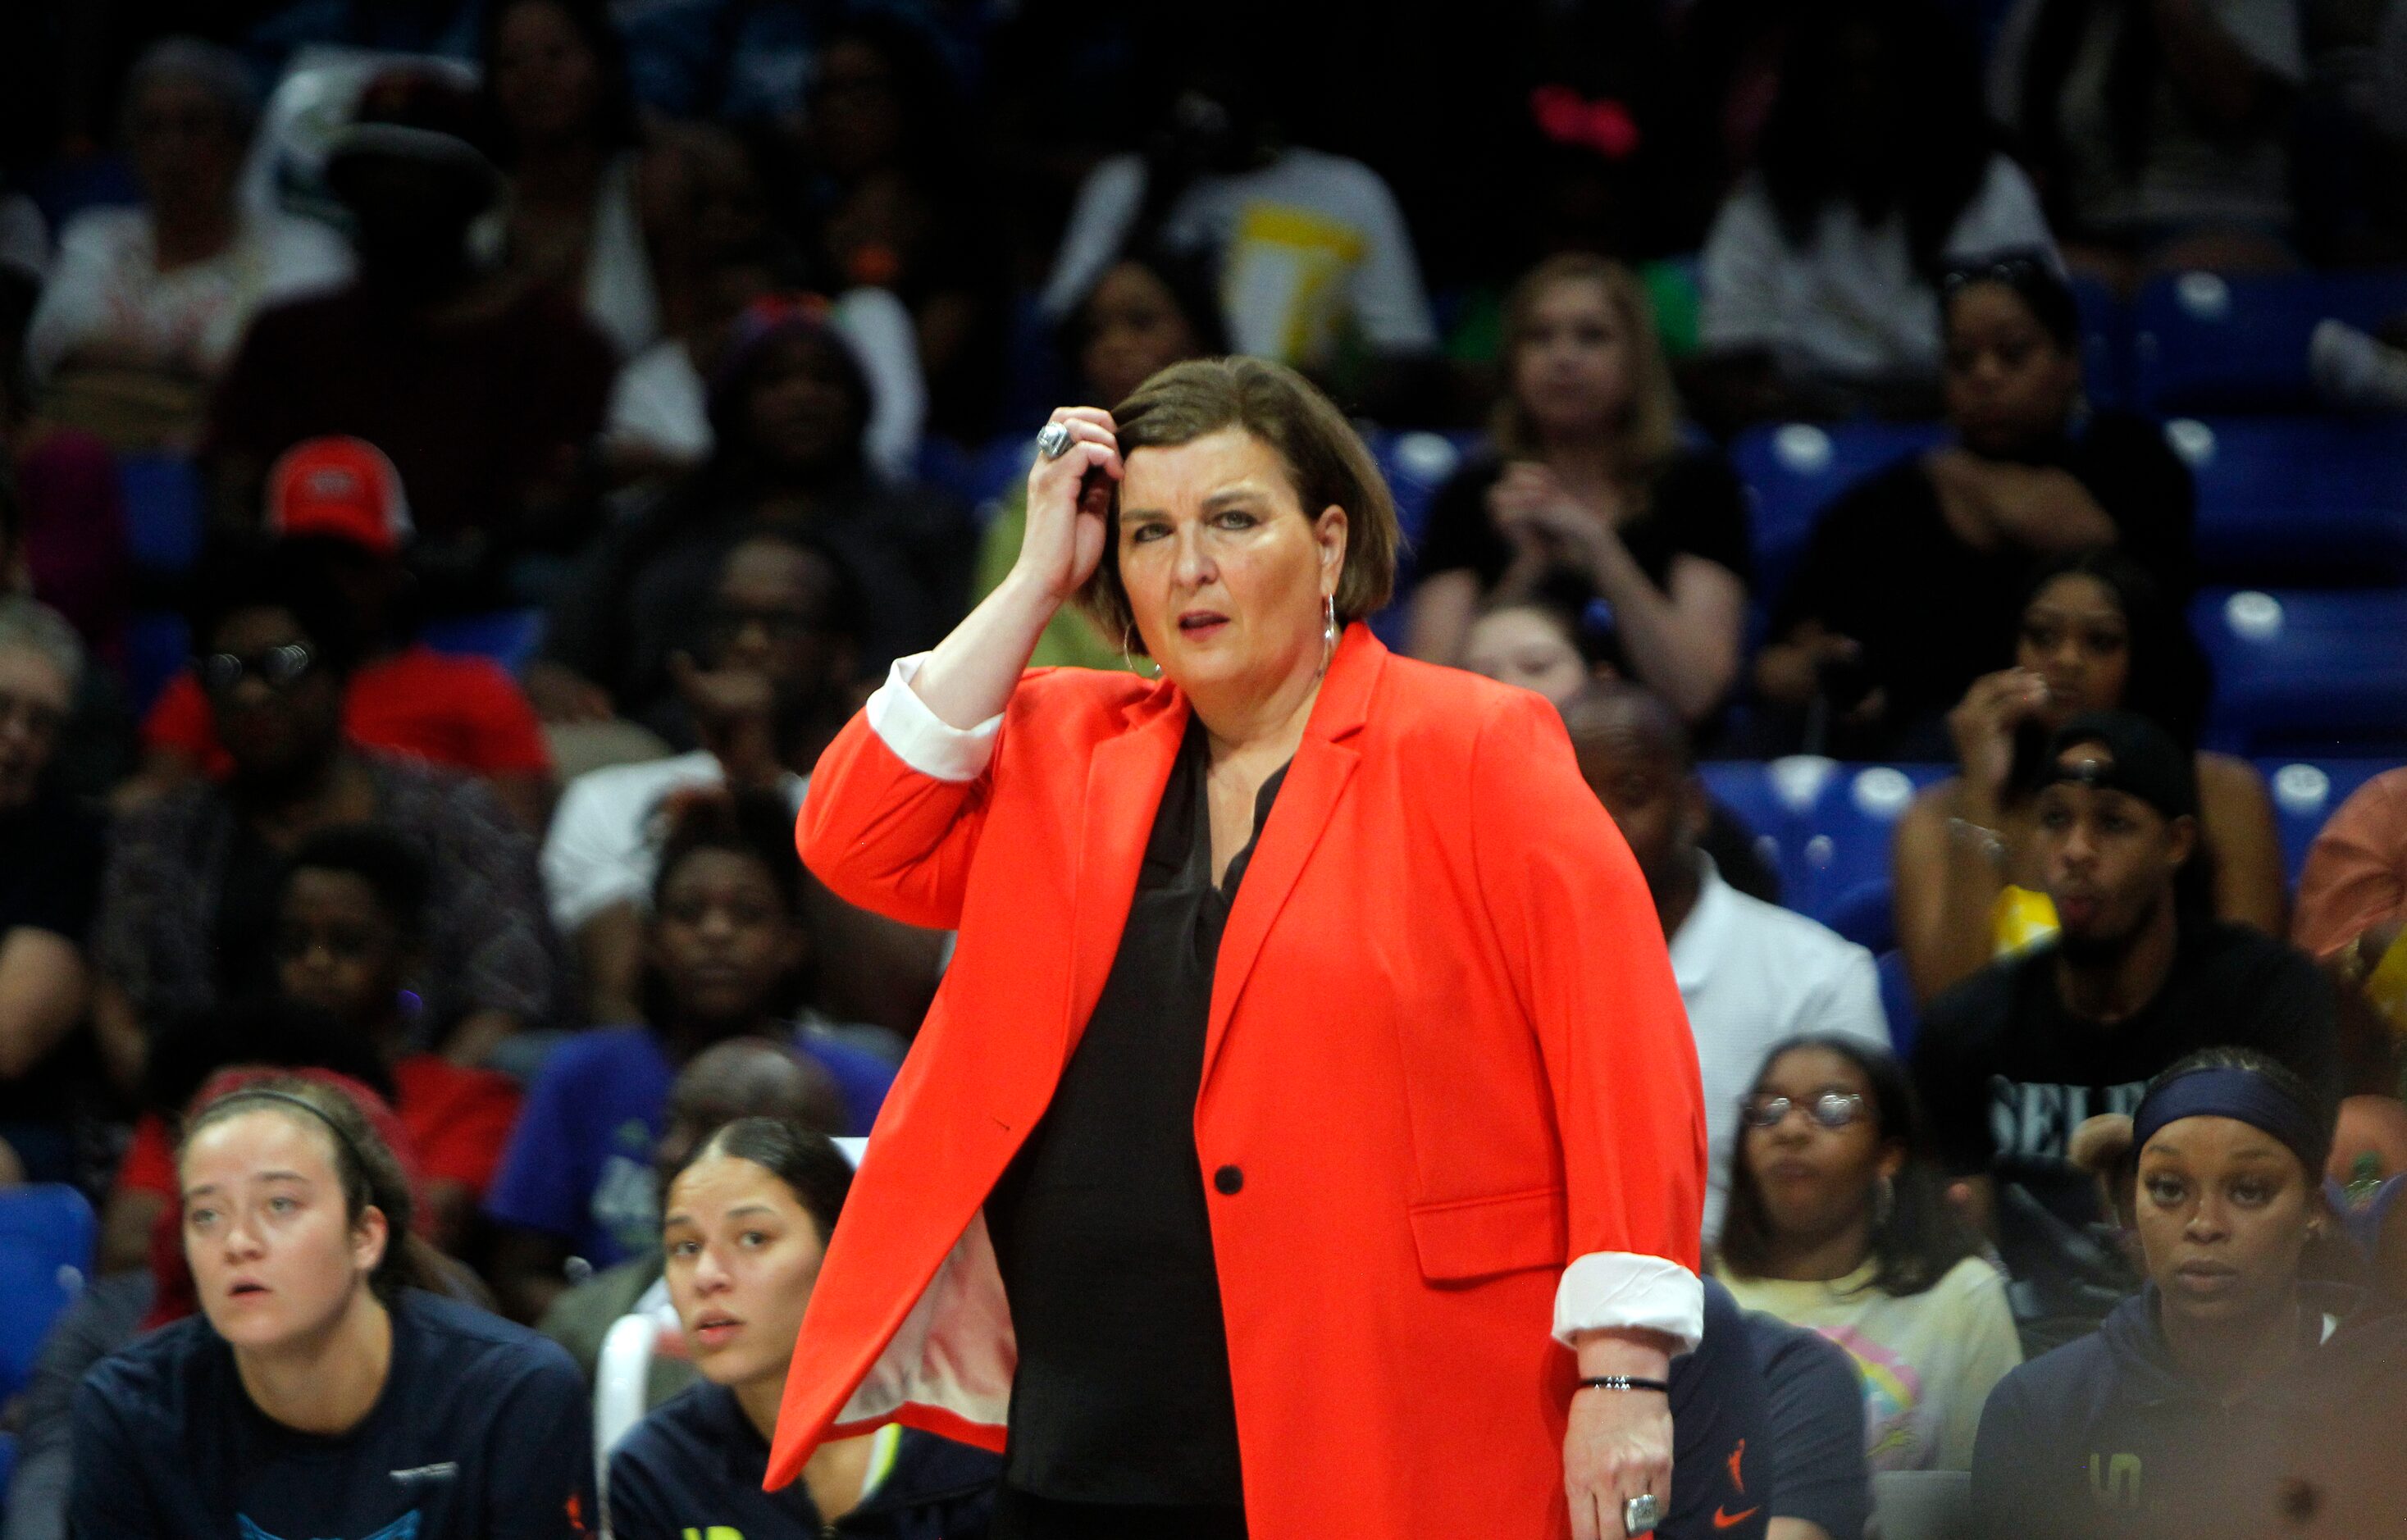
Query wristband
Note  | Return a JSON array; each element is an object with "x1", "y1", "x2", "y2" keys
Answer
[{"x1": 1577, "y1": 1375, "x2": 1671, "y2": 1396}]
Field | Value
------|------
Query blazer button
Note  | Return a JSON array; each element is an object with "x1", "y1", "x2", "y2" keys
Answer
[{"x1": 1213, "y1": 1164, "x2": 1244, "y2": 1195}]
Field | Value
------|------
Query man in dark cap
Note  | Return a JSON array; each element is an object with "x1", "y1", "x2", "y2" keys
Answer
[
  {"x1": 204, "y1": 66, "x2": 617, "y2": 609},
  {"x1": 1912, "y1": 710, "x2": 2337, "y2": 1334}
]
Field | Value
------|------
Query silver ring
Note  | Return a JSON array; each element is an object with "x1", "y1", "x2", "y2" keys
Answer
[
  {"x1": 1036, "y1": 422, "x2": 1073, "y2": 461},
  {"x1": 1622, "y1": 1493, "x2": 1662, "y2": 1535}
]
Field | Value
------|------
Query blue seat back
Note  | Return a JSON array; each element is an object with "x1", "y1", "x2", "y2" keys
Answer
[
  {"x1": 2174, "y1": 417, "x2": 2407, "y2": 585},
  {"x1": 1699, "y1": 759, "x2": 1949, "y2": 933},
  {"x1": 2195, "y1": 588, "x2": 2407, "y2": 756},
  {"x1": 2133, "y1": 269, "x2": 2407, "y2": 413},
  {"x1": 420, "y1": 608, "x2": 547, "y2": 675},
  {"x1": 0, "y1": 1184, "x2": 98, "y2": 1405},
  {"x1": 2257, "y1": 759, "x2": 2404, "y2": 884},
  {"x1": 1731, "y1": 421, "x2": 1949, "y2": 626},
  {"x1": 117, "y1": 452, "x2": 205, "y2": 576}
]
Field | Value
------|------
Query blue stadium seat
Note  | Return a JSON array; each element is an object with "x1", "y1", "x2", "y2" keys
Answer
[
  {"x1": 421, "y1": 608, "x2": 547, "y2": 674},
  {"x1": 123, "y1": 609, "x2": 191, "y2": 718},
  {"x1": 2257, "y1": 759, "x2": 2403, "y2": 884},
  {"x1": 914, "y1": 432, "x2": 1033, "y2": 514},
  {"x1": 2070, "y1": 272, "x2": 2129, "y2": 411},
  {"x1": 1698, "y1": 759, "x2": 1949, "y2": 932},
  {"x1": 1790, "y1": 763, "x2": 1953, "y2": 930},
  {"x1": 2171, "y1": 417, "x2": 2407, "y2": 585},
  {"x1": 116, "y1": 452, "x2": 205, "y2": 576},
  {"x1": 1730, "y1": 421, "x2": 1949, "y2": 617},
  {"x1": 1876, "y1": 949, "x2": 1920, "y2": 1059},
  {"x1": 0, "y1": 1184, "x2": 97, "y2": 1406},
  {"x1": 2132, "y1": 268, "x2": 2407, "y2": 413},
  {"x1": 1363, "y1": 429, "x2": 1482, "y2": 648},
  {"x1": 2195, "y1": 588, "x2": 2407, "y2": 756},
  {"x1": 0, "y1": 1428, "x2": 14, "y2": 1508}
]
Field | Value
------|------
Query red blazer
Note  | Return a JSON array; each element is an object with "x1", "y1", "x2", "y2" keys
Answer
[{"x1": 770, "y1": 626, "x2": 1706, "y2": 1537}]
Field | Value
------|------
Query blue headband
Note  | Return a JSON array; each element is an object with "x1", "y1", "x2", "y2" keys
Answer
[{"x1": 2132, "y1": 1067, "x2": 2326, "y2": 1176}]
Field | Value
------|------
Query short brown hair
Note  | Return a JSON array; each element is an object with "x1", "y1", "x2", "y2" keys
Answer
[{"x1": 1079, "y1": 357, "x2": 1398, "y2": 652}]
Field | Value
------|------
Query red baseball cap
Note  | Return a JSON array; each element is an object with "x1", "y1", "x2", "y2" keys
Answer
[{"x1": 266, "y1": 436, "x2": 413, "y2": 554}]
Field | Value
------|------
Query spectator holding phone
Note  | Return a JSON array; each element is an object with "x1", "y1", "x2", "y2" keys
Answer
[{"x1": 1753, "y1": 253, "x2": 2192, "y2": 759}]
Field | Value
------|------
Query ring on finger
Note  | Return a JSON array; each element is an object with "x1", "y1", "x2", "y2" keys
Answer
[
  {"x1": 1036, "y1": 422, "x2": 1073, "y2": 461},
  {"x1": 1622, "y1": 1493, "x2": 1662, "y2": 1535}
]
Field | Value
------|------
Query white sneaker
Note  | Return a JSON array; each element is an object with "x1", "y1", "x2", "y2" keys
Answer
[{"x1": 2310, "y1": 318, "x2": 2407, "y2": 412}]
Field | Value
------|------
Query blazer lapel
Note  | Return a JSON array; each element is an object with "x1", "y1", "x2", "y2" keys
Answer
[
  {"x1": 1201, "y1": 625, "x2": 1385, "y2": 1082},
  {"x1": 1059, "y1": 683, "x2": 1190, "y2": 1069}
]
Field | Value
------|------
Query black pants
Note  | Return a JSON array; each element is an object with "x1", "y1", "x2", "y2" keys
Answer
[{"x1": 990, "y1": 1487, "x2": 1248, "y2": 1540}]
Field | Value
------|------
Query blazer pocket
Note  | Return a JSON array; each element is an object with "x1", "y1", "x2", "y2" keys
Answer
[{"x1": 1406, "y1": 1187, "x2": 1567, "y2": 1283}]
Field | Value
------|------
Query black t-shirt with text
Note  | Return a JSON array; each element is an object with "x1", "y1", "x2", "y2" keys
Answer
[
  {"x1": 71, "y1": 1289, "x2": 595, "y2": 1539},
  {"x1": 1912, "y1": 920, "x2": 2338, "y2": 1214}
]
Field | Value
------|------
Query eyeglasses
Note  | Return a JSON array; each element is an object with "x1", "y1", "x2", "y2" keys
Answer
[
  {"x1": 1740, "y1": 1091, "x2": 1871, "y2": 1132},
  {"x1": 198, "y1": 643, "x2": 317, "y2": 695}
]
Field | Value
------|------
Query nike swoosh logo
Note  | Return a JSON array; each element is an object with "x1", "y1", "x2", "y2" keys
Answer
[{"x1": 1712, "y1": 1506, "x2": 1762, "y2": 1529}]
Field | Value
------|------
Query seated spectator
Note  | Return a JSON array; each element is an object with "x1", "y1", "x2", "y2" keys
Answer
[
  {"x1": 205, "y1": 66, "x2": 617, "y2": 609},
  {"x1": 1692, "y1": 0, "x2": 2055, "y2": 427},
  {"x1": 531, "y1": 297, "x2": 969, "y2": 727},
  {"x1": 537, "y1": 1034, "x2": 845, "y2": 1393},
  {"x1": 1566, "y1": 684, "x2": 1887, "y2": 1238},
  {"x1": 1717, "y1": 1035, "x2": 2022, "y2": 1472},
  {"x1": 1037, "y1": 62, "x2": 1438, "y2": 395},
  {"x1": 542, "y1": 528, "x2": 941, "y2": 1031},
  {"x1": 0, "y1": 351, "x2": 131, "y2": 676},
  {"x1": 2296, "y1": 765, "x2": 2407, "y2": 977},
  {"x1": 773, "y1": 15, "x2": 1003, "y2": 439},
  {"x1": 1893, "y1": 550, "x2": 2282, "y2": 1004},
  {"x1": 0, "y1": 599, "x2": 105, "y2": 1186},
  {"x1": 105, "y1": 827, "x2": 523, "y2": 1264},
  {"x1": 606, "y1": 205, "x2": 927, "y2": 487},
  {"x1": 482, "y1": 0, "x2": 688, "y2": 360},
  {"x1": 486, "y1": 790, "x2": 896, "y2": 1323},
  {"x1": 1743, "y1": 1310, "x2": 1875, "y2": 1540},
  {"x1": 1650, "y1": 1276, "x2": 1777, "y2": 1540},
  {"x1": 1972, "y1": 1050, "x2": 2407, "y2": 1538},
  {"x1": 25, "y1": 39, "x2": 349, "y2": 449},
  {"x1": 136, "y1": 437, "x2": 554, "y2": 827},
  {"x1": 1913, "y1": 712, "x2": 2338, "y2": 1310},
  {"x1": 1753, "y1": 253, "x2": 2194, "y2": 759},
  {"x1": 1460, "y1": 598, "x2": 1616, "y2": 709},
  {"x1": 71, "y1": 1074, "x2": 594, "y2": 1536},
  {"x1": 1990, "y1": 0, "x2": 2305, "y2": 289},
  {"x1": 971, "y1": 245, "x2": 1225, "y2": 672},
  {"x1": 1408, "y1": 253, "x2": 1750, "y2": 722},
  {"x1": 608, "y1": 1116, "x2": 1002, "y2": 1537},
  {"x1": 91, "y1": 548, "x2": 560, "y2": 1087}
]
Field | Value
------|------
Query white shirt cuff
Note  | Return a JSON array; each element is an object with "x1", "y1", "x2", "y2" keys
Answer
[
  {"x1": 864, "y1": 654, "x2": 1002, "y2": 782},
  {"x1": 1552, "y1": 1253, "x2": 1704, "y2": 1355}
]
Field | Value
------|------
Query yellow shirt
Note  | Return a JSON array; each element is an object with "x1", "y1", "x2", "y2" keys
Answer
[
  {"x1": 1992, "y1": 883, "x2": 2061, "y2": 959},
  {"x1": 1716, "y1": 1255, "x2": 2022, "y2": 1472}
]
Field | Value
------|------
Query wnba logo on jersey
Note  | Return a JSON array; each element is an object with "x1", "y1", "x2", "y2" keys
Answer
[{"x1": 2088, "y1": 1451, "x2": 2143, "y2": 1510}]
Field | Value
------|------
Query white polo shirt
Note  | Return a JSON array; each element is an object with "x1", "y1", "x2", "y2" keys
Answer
[{"x1": 1670, "y1": 855, "x2": 1891, "y2": 1242}]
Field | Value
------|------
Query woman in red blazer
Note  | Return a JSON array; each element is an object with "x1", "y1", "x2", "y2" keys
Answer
[{"x1": 769, "y1": 358, "x2": 1707, "y2": 1540}]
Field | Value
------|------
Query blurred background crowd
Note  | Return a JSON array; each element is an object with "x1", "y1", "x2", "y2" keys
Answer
[{"x1": 0, "y1": 0, "x2": 2405, "y2": 1535}]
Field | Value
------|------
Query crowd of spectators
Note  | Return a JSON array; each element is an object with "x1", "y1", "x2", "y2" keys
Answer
[{"x1": 0, "y1": 0, "x2": 2404, "y2": 1535}]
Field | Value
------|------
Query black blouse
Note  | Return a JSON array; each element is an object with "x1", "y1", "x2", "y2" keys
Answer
[
  {"x1": 982, "y1": 715, "x2": 1287, "y2": 1507},
  {"x1": 1416, "y1": 447, "x2": 1753, "y2": 595}
]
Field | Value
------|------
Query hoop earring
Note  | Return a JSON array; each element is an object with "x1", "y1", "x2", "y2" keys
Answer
[
  {"x1": 1121, "y1": 626, "x2": 1160, "y2": 681},
  {"x1": 1319, "y1": 595, "x2": 1339, "y2": 677},
  {"x1": 1872, "y1": 1173, "x2": 1895, "y2": 1229}
]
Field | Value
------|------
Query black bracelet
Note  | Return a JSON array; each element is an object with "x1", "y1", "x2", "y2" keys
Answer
[{"x1": 1577, "y1": 1375, "x2": 1671, "y2": 1395}]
